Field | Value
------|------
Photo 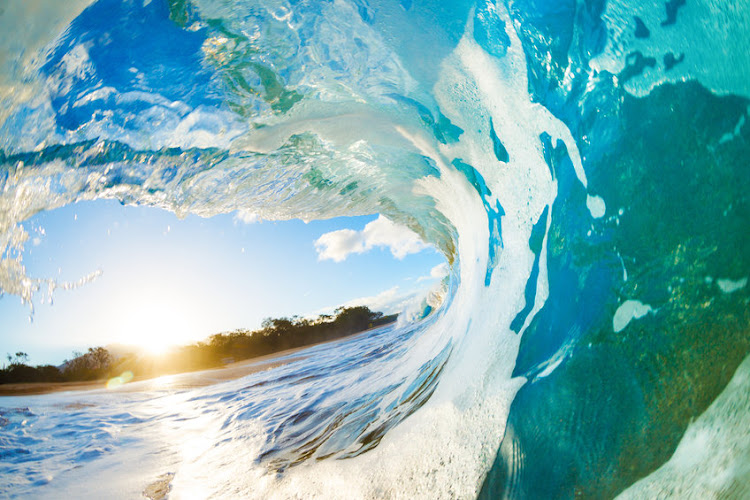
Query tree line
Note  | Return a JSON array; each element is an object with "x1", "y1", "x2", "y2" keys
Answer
[{"x1": 0, "y1": 306, "x2": 397, "y2": 385}]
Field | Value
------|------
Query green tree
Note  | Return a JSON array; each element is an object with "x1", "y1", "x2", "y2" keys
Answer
[{"x1": 63, "y1": 347, "x2": 113, "y2": 381}]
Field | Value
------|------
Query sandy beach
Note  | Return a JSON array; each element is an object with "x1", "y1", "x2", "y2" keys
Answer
[{"x1": 0, "y1": 345, "x2": 313, "y2": 397}]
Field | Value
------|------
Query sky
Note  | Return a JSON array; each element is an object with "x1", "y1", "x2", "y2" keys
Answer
[{"x1": 0, "y1": 200, "x2": 445, "y2": 365}]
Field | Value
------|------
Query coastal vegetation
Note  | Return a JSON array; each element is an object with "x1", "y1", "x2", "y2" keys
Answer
[{"x1": 0, "y1": 306, "x2": 396, "y2": 385}]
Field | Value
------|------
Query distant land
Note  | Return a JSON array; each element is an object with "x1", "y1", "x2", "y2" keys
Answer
[{"x1": 0, "y1": 306, "x2": 397, "y2": 395}]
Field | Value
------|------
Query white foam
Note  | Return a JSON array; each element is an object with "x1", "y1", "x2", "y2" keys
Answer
[
  {"x1": 716, "y1": 277, "x2": 748, "y2": 294},
  {"x1": 617, "y1": 353, "x2": 750, "y2": 499},
  {"x1": 590, "y1": 0, "x2": 750, "y2": 99},
  {"x1": 718, "y1": 111, "x2": 747, "y2": 144},
  {"x1": 586, "y1": 194, "x2": 606, "y2": 219},
  {"x1": 613, "y1": 299, "x2": 653, "y2": 333}
]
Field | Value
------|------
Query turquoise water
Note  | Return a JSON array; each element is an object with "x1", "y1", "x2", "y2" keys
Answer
[{"x1": 1, "y1": 0, "x2": 748, "y2": 498}]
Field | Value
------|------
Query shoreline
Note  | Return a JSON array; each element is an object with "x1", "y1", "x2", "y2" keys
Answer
[
  {"x1": 0, "y1": 321, "x2": 395, "y2": 397},
  {"x1": 0, "y1": 344, "x2": 313, "y2": 397}
]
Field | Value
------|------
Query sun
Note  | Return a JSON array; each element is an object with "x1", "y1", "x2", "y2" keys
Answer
[
  {"x1": 111, "y1": 290, "x2": 196, "y2": 355},
  {"x1": 140, "y1": 339, "x2": 172, "y2": 356}
]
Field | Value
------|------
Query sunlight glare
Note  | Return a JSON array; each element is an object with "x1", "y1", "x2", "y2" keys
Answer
[{"x1": 111, "y1": 288, "x2": 198, "y2": 354}]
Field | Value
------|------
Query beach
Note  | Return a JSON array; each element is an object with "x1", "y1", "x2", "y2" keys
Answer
[{"x1": 0, "y1": 345, "x2": 311, "y2": 396}]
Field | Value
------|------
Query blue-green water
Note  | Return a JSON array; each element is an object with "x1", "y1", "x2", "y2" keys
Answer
[{"x1": 1, "y1": 0, "x2": 748, "y2": 498}]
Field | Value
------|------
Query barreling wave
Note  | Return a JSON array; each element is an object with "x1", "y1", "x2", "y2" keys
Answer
[{"x1": 0, "y1": 0, "x2": 748, "y2": 498}]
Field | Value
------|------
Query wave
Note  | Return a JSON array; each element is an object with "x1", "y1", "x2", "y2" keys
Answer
[{"x1": 1, "y1": 0, "x2": 748, "y2": 498}]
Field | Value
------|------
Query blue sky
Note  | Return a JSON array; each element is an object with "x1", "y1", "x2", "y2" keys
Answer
[{"x1": 0, "y1": 200, "x2": 445, "y2": 365}]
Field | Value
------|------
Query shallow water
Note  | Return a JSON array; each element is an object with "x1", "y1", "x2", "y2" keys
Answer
[{"x1": 1, "y1": 321, "x2": 454, "y2": 498}]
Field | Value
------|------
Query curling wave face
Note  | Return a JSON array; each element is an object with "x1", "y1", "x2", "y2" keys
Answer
[{"x1": 1, "y1": 0, "x2": 749, "y2": 498}]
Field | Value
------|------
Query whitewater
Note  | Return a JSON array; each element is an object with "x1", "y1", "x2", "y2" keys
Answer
[{"x1": 1, "y1": 0, "x2": 749, "y2": 498}]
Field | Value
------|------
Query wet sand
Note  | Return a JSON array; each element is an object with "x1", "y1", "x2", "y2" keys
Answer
[{"x1": 0, "y1": 345, "x2": 312, "y2": 397}]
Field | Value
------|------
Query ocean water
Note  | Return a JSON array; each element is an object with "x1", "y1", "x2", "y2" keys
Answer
[{"x1": 1, "y1": 0, "x2": 748, "y2": 498}]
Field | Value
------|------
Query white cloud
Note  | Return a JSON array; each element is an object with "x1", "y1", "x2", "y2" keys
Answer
[
  {"x1": 430, "y1": 262, "x2": 449, "y2": 278},
  {"x1": 417, "y1": 262, "x2": 450, "y2": 282},
  {"x1": 341, "y1": 281, "x2": 448, "y2": 323},
  {"x1": 315, "y1": 215, "x2": 429, "y2": 262},
  {"x1": 311, "y1": 277, "x2": 449, "y2": 325},
  {"x1": 315, "y1": 228, "x2": 365, "y2": 262},
  {"x1": 307, "y1": 286, "x2": 405, "y2": 319},
  {"x1": 343, "y1": 286, "x2": 403, "y2": 313}
]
